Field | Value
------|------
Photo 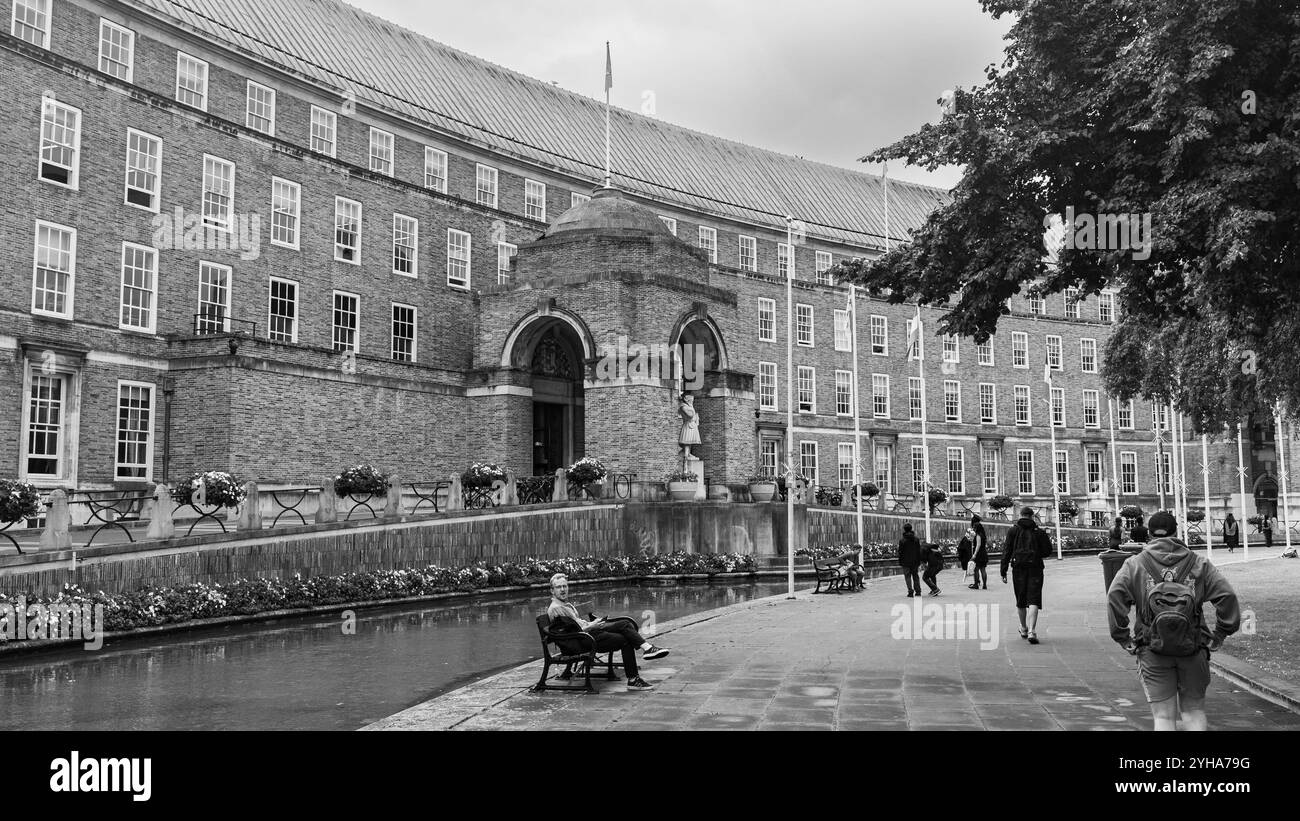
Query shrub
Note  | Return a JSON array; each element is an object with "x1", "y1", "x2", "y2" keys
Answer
[
  {"x1": 927, "y1": 488, "x2": 948, "y2": 509},
  {"x1": 171, "y1": 471, "x2": 246, "y2": 508},
  {"x1": 989, "y1": 494, "x2": 1014, "y2": 510},
  {"x1": 860, "y1": 482, "x2": 880, "y2": 498},
  {"x1": 665, "y1": 471, "x2": 699, "y2": 483},
  {"x1": 1121, "y1": 504, "x2": 1143, "y2": 519},
  {"x1": 0, "y1": 479, "x2": 41, "y2": 524},
  {"x1": 566, "y1": 457, "x2": 606, "y2": 485},
  {"x1": 1186, "y1": 508, "x2": 1206, "y2": 523},
  {"x1": 746, "y1": 472, "x2": 777, "y2": 484},
  {"x1": 335, "y1": 464, "x2": 391, "y2": 497},
  {"x1": 1056, "y1": 498, "x2": 1079, "y2": 517}
]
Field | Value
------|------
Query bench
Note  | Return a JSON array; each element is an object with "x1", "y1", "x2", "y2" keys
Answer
[
  {"x1": 530, "y1": 614, "x2": 627, "y2": 693},
  {"x1": 812, "y1": 558, "x2": 862, "y2": 594},
  {"x1": 884, "y1": 493, "x2": 913, "y2": 513}
]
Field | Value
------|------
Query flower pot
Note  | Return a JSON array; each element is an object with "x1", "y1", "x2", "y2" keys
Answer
[
  {"x1": 667, "y1": 481, "x2": 698, "y2": 501},
  {"x1": 748, "y1": 482, "x2": 776, "y2": 502}
]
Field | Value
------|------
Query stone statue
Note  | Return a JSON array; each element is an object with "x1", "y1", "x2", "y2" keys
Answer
[{"x1": 678, "y1": 392, "x2": 700, "y2": 469}]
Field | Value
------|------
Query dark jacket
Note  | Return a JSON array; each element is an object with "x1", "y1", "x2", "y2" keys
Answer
[
  {"x1": 898, "y1": 533, "x2": 921, "y2": 568},
  {"x1": 1108, "y1": 524, "x2": 1123, "y2": 550},
  {"x1": 1129, "y1": 524, "x2": 1149, "y2": 543},
  {"x1": 999, "y1": 517, "x2": 1052, "y2": 575},
  {"x1": 921, "y1": 543, "x2": 944, "y2": 573},
  {"x1": 1106, "y1": 536, "x2": 1241, "y2": 649}
]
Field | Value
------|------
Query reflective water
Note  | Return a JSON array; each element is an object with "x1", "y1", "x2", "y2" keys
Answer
[{"x1": 0, "y1": 579, "x2": 799, "y2": 731}]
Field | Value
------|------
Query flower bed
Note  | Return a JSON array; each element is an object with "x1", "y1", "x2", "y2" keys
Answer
[
  {"x1": 170, "y1": 471, "x2": 246, "y2": 508},
  {"x1": 462, "y1": 462, "x2": 507, "y2": 488},
  {"x1": 0, "y1": 480, "x2": 41, "y2": 524},
  {"x1": 566, "y1": 457, "x2": 607, "y2": 486},
  {"x1": 334, "y1": 464, "x2": 390, "y2": 497},
  {"x1": 0, "y1": 552, "x2": 757, "y2": 642}
]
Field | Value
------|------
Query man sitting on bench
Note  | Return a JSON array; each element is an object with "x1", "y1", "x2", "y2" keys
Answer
[{"x1": 547, "y1": 573, "x2": 669, "y2": 691}]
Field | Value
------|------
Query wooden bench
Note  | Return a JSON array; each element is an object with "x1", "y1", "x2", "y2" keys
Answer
[
  {"x1": 530, "y1": 614, "x2": 626, "y2": 693},
  {"x1": 812, "y1": 558, "x2": 862, "y2": 594}
]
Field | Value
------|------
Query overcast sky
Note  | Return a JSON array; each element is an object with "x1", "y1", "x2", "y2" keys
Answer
[{"x1": 348, "y1": 0, "x2": 1012, "y2": 191}]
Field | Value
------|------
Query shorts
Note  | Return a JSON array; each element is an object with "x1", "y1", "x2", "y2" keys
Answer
[
  {"x1": 1011, "y1": 567, "x2": 1043, "y2": 608},
  {"x1": 1136, "y1": 647, "x2": 1211, "y2": 703}
]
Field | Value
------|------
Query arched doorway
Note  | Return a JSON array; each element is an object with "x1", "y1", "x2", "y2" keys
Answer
[
  {"x1": 504, "y1": 317, "x2": 587, "y2": 476},
  {"x1": 671, "y1": 314, "x2": 728, "y2": 475}
]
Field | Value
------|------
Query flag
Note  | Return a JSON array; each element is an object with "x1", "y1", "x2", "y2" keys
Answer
[
  {"x1": 604, "y1": 42, "x2": 613, "y2": 94},
  {"x1": 907, "y1": 307, "x2": 923, "y2": 360},
  {"x1": 1043, "y1": 350, "x2": 1053, "y2": 384}
]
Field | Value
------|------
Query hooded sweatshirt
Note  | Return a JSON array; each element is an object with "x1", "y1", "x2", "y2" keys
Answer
[
  {"x1": 1106, "y1": 536, "x2": 1241, "y2": 648},
  {"x1": 898, "y1": 532, "x2": 921, "y2": 568},
  {"x1": 999, "y1": 517, "x2": 1050, "y2": 575}
]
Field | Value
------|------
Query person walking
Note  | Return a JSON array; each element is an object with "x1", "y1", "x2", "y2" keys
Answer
[
  {"x1": 968, "y1": 515, "x2": 989, "y2": 590},
  {"x1": 1129, "y1": 515, "x2": 1150, "y2": 544},
  {"x1": 1222, "y1": 513, "x2": 1239, "y2": 553},
  {"x1": 898, "y1": 523, "x2": 922, "y2": 597},
  {"x1": 1107, "y1": 511, "x2": 1241, "y2": 730},
  {"x1": 920, "y1": 540, "x2": 943, "y2": 596},
  {"x1": 999, "y1": 506, "x2": 1053, "y2": 644}
]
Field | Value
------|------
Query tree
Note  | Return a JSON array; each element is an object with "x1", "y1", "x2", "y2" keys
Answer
[{"x1": 832, "y1": 0, "x2": 1300, "y2": 431}]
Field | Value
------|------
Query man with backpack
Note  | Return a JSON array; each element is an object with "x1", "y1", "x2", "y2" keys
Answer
[
  {"x1": 1107, "y1": 511, "x2": 1241, "y2": 731},
  {"x1": 920, "y1": 540, "x2": 944, "y2": 596},
  {"x1": 999, "y1": 507, "x2": 1053, "y2": 644}
]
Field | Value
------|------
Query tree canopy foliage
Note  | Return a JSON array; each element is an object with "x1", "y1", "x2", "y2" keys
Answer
[{"x1": 832, "y1": 0, "x2": 1300, "y2": 431}]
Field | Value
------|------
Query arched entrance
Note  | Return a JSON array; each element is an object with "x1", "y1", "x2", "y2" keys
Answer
[
  {"x1": 671, "y1": 314, "x2": 728, "y2": 475},
  {"x1": 504, "y1": 316, "x2": 588, "y2": 476}
]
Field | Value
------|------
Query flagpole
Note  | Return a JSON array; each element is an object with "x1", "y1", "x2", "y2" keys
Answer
[
  {"x1": 1237, "y1": 422, "x2": 1250, "y2": 560},
  {"x1": 1108, "y1": 398, "x2": 1121, "y2": 516},
  {"x1": 603, "y1": 42, "x2": 612, "y2": 188},
  {"x1": 1277, "y1": 404, "x2": 1293, "y2": 551},
  {"x1": 849, "y1": 283, "x2": 864, "y2": 557},
  {"x1": 1169, "y1": 403, "x2": 1184, "y2": 540},
  {"x1": 916, "y1": 308, "x2": 932, "y2": 545},
  {"x1": 1046, "y1": 379, "x2": 1063, "y2": 560},
  {"x1": 785, "y1": 217, "x2": 796, "y2": 599},
  {"x1": 1201, "y1": 432, "x2": 1213, "y2": 562},
  {"x1": 1155, "y1": 410, "x2": 1166, "y2": 510},
  {"x1": 1177, "y1": 406, "x2": 1191, "y2": 540}
]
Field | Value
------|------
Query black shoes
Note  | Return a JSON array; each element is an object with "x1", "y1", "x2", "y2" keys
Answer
[
  {"x1": 643, "y1": 645, "x2": 669, "y2": 660},
  {"x1": 626, "y1": 676, "x2": 654, "y2": 690}
]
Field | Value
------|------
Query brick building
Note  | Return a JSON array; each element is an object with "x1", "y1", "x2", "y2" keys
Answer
[{"x1": 1, "y1": 0, "x2": 1294, "y2": 524}]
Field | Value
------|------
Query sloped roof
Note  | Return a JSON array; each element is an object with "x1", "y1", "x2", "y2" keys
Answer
[{"x1": 124, "y1": 0, "x2": 950, "y2": 248}]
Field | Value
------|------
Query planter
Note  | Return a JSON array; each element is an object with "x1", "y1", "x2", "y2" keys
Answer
[
  {"x1": 667, "y1": 481, "x2": 698, "y2": 501},
  {"x1": 748, "y1": 482, "x2": 777, "y2": 502}
]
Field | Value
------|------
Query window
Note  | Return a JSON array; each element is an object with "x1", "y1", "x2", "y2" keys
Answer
[
  {"x1": 979, "y1": 383, "x2": 996, "y2": 424},
  {"x1": 838, "y1": 443, "x2": 856, "y2": 488},
  {"x1": 571, "y1": 192, "x2": 590, "y2": 208},
  {"x1": 658, "y1": 216, "x2": 676, "y2": 236},
  {"x1": 246, "y1": 81, "x2": 276, "y2": 135},
  {"x1": 758, "y1": 362, "x2": 777, "y2": 410},
  {"x1": 31, "y1": 221, "x2": 75, "y2": 318},
  {"x1": 392, "y1": 303, "x2": 416, "y2": 362},
  {"x1": 870, "y1": 315, "x2": 888, "y2": 355},
  {"x1": 1051, "y1": 387, "x2": 1065, "y2": 427},
  {"x1": 124, "y1": 128, "x2": 161, "y2": 211},
  {"x1": 1118, "y1": 399, "x2": 1134, "y2": 429},
  {"x1": 196, "y1": 262, "x2": 230, "y2": 333},
  {"x1": 270, "y1": 178, "x2": 300, "y2": 249},
  {"x1": 1054, "y1": 450, "x2": 1069, "y2": 493},
  {"x1": 334, "y1": 197, "x2": 362, "y2": 263},
  {"x1": 911, "y1": 446, "x2": 927, "y2": 493},
  {"x1": 797, "y1": 366, "x2": 815, "y2": 413},
  {"x1": 1080, "y1": 338, "x2": 1097, "y2": 373},
  {"x1": 201, "y1": 155, "x2": 235, "y2": 230},
  {"x1": 1017, "y1": 450, "x2": 1035, "y2": 495},
  {"x1": 331, "y1": 291, "x2": 359, "y2": 353},
  {"x1": 738, "y1": 236, "x2": 757, "y2": 272},
  {"x1": 447, "y1": 228, "x2": 471, "y2": 288},
  {"x1": 12, "y1": 0, "x2": 50, "y2": 47},
  {"x1": 871, "y1": 374, "x2": 889, "y2": 419},
  {"x1": 836, "y1": 370, "x2": 854, "y2": 416},
  {"x1": 800, "y1": 442, "x2": 819, "y2": 485},
  {"x1": 760, "y1": 439, "x2": 779, "y2": 476},
  {"x1": 369, "y1": 128, "x2": 394, "y2": 175},
  {"x1": 23, "y1": 372, "x2": 69, "y2": 480},
  {"x1": 39, "y1": 98, "x2": 80, "y2": 187},
  {"x1": 947, "y1": 447, "x2": 965, "y2": 494},
  {"x1": 874, "y1": 444, "x2": 893, "y2": 494},
  {"x1": 777, "y1": 243, "x2": 791, "y2": 279},
  {"x1": 175, "y1": 52, "x2": 208, "y2": 110},
  {"x1": 942, "y1": 335, "x2": 959, "y2": 363},
  {"x1": 1099, "y1": 291, "x2": 1116, "y2": 324},
  {"x1": 982, "y1": 447, "x2": 1000, "y2": 494},
  {"x1": 1086, "y1": 451, "x2": 1104, "y2": 494},
  {"x1": 310, "y1": 106, "x2": 337, "y2": 157},
  {"x1": 757, "y1": 298, "x2": 776, "y2": 343},
  {"x1": 796, "y1": 304, "x2": 814, "y2": 346},
  {"x1": 976, "y1": 339, "x2": 994, "y2": 366},
  {"x1": 475, "y1": 164, "x2": 498, "y2": 208},
  {"x1": 1028, "y1": 294, "x2": 1045, "y2": 315},
  {"x1": 1083, "y1": 389, "x2": 1100, "y2": 428},
  {"x1": 118, "y1": 242, "x2": 157, "y2": 333},
  {"x1": 421, "y1": 147, "x2": 448, "y2": 192},
  {"x1": 944, "y1": 380, "x2": 961, "y2": 422},
  {"x1": 1064, "y1": 286, "x2": 1081, "y2": 319},
  {"x1": 698, "y1": 226, "x2": 717, "y2": 263},
  {"x1": 115, "y1": 382, "x2": 154, "y2": 480},
  {"x1": 1012, "y1": 332, "x2": 1028, "y2": 368},
  {"x1": 1014, "y1": 385, "x2": 1031, "y2": 426},
  {"x1": 525, "y1": 179, "x2": 546, "y2": 222},
  {"x1": 98, "y1": 20, "x2": 134, "y2": 81},
  {"x1": 392, "y1": 213, "x2": 418, "y2": 277},
  {"x1": 815, "y1": 251, "x2": 833, "y2": 285},
  {"x1": 1121, "y1": 451, "x2": 1138, "y2": 494},
  {"x1": 1151, "y1": 404, "x2": 1169, "y2": 431},
  {"x1": 497, "y1": 242, "x2": 517, "y2": 285},
  {"x1": 834, "y1": 309, "x2": 851, "y2": 351},
  {"x1": 1156, "y1": 452, "x2": 1173, "y2": 495},
  {"x1": 909, "y1": 377, "x2": 923, "y2": 421},
  {"x1": 1046, "y1": 335, "x2": 1063, "y2": 370},
  {"x1": 268, "y1": 277, "x2": 298, "y2": 343}
]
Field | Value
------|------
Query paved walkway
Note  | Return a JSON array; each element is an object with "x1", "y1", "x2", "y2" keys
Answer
[{"x1": 365, "y1": 555, "x2": 1300, "y2": 731}]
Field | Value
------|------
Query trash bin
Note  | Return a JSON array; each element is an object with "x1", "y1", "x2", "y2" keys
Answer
[{"x1": 1099, "y1": 547, "x2": 1139, "y2": 593}]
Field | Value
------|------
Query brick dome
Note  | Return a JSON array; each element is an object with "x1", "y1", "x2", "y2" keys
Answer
[{"x1": 543, "y1": 187, "x2": 676, "y2": 238}]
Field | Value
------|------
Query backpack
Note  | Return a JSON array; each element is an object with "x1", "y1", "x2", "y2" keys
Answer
[
  {"x1": 1010, "y1": 526, "x2": 1040, "y2": 567},
  {"x1": 1139, "y1": 553, "x2": 1203, "y2": 657}
]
